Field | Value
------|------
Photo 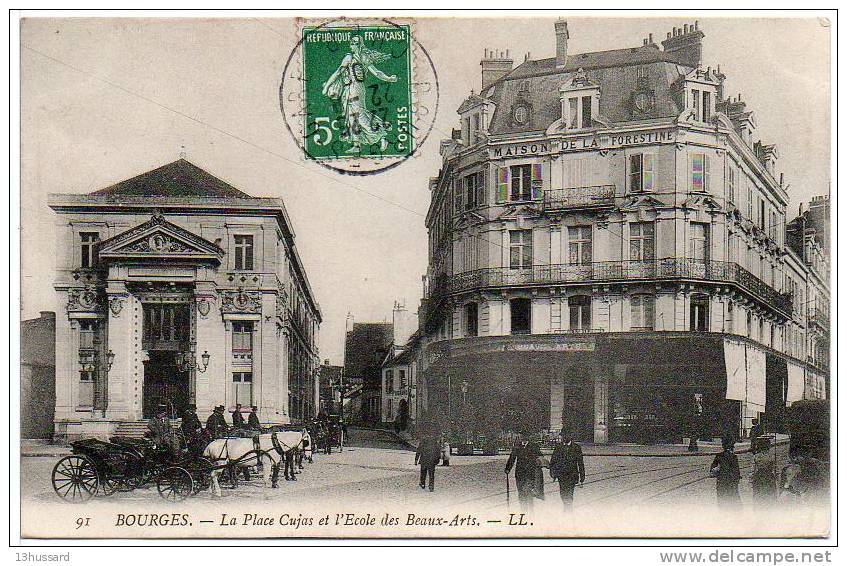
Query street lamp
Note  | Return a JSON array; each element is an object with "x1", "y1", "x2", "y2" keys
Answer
[
  {"x1": 178, "y1": 350, "x2": 211, "y2": 373},
  {"x1": 105, "y1": 349, "x2": 115, "y2": 372}
]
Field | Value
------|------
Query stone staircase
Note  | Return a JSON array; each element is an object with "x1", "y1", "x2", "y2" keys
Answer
[{"x1": 113, "y1": 419, "x2": 181, "y2": 439}]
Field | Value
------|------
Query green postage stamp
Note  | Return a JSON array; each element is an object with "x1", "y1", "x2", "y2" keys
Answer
[{"x1": 281, "y1": 19, "x2": 439, "y2": 174}]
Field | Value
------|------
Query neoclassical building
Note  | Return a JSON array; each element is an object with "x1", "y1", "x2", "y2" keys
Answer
[
  {"x1": 418, "y1": 21, "x2": 829, "y2": 443},
  {"x1": 49, "y1": 159, "x2": 321, "y2": 438}
]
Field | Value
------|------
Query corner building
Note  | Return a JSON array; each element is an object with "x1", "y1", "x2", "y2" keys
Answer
[
  {"x1": 419, "y1": 21, "x2": 829, "y2": 443},
  {"x1": 49, "y1": 159, "x2": 321, "y2": 439}
]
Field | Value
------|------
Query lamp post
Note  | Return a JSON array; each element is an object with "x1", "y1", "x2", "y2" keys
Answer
[{"x1": 177, "y1": 350, "x2": 211, "y2": 373}]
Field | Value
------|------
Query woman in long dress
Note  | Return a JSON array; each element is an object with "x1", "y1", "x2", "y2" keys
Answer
[{"x1": 321, "y1": 36, "x2": 397, "y2": 153}]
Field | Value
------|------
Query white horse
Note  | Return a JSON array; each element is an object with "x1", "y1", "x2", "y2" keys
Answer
[{"x1": 203, "y1": 430, "x2": 305, "y2": 497}]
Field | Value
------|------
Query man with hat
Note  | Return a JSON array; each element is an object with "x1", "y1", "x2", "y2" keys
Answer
[
  {"x1": 205, "y1": 405, "x2": 228, "y2": 439},
  {"x1": 504, "y1": 432, "x2": 543, "y2": 510},
  {"x1": 181, "y1": 404, "x2": 204, "y2": 454},
  {"x1": 148, "y1": 404, "x2": 178, "y2": 456},
  {"x1": 549, "y1": 428, "x2": 585, "y2": 512},
  {"x1": 710, "y1": 434, "x2": 742, "y2": 510},
  {"x1": 231, "y1": 403, "x2": 246, "y2": 429},
  {"x1": 248, "y1": 406, "x2": 261, "y2": 431}
]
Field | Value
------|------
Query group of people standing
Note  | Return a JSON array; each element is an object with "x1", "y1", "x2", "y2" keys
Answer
[{"x1": 147, "y1": 402, "x2": 264, "y2": 456}]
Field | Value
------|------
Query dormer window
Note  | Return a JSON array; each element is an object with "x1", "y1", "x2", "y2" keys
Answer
[
  {"x1": 559, "y1": 69, "x2": 599, "y2": 131},
  {"x1": 681, "y1": 67, "x2": 720, "y2": 124}
]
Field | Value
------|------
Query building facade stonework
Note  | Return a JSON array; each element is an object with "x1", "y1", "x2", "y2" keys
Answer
[
  {"x1": 49, "y1": 159, "x2": 321, "y2": 439},
  {"x1": 418, "y1": 21, "x2": 829, "y2": 444}
]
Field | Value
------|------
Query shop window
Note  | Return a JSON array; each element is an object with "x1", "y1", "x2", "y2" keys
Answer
[
  {"x1": 232, "y1": 321, "x2": 253, "y2": 352},
  {"x1": 234, "y1": 235, "x2": 254, "y2": 270},
  {"x1": 465, "y1": 302, "x2": 479, "y2": 337},
  {"x1": 629, "y1": 153, "x2": 655, "y2": 192},
  {"x1": 629, "y1": 222, "x2": 655, "y2": 261},
  {"x1": 80, "y1": 232, "x2": 99, "y2": 268},
  {"x1": 232, "y1": 372, "x2": 253, "y2": 406},
  {"x1": 509, "y1": 230, "x2": 533, "y2": 269},
  {"x1": 568, "y1": 295, "x2": 591, "y2": 331},
  {"x1": 510, "y1": 298, "x2": 531, "y2": 335},
  {"x1": 630, "y1": 294, "x2": 655, "y2": 331},
  {"x1": 691, "y1": 295, "x2": 710, "y2": 332}
]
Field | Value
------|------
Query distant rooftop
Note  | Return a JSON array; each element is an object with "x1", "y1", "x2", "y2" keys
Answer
[{"x1": 89, "y1": 159, "x2": 254, "y2": 199}]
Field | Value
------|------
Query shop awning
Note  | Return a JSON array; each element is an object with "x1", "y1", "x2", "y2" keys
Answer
[
  {"x1": 723, "y1": 340, "x2": 766, "y2": 407},
  {"x1": 786, "y1": 362, "x2": 805, "y2": 404}
]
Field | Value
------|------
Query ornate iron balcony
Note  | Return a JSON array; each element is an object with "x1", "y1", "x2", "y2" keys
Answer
[
  {"x1": 446, "y1": 259, "x2": 793, "y2": 317},
  {"x1": 542, "y1": 185, "x2": 616, "y2": 211}
]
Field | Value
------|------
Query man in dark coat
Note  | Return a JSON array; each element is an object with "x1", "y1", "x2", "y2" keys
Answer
[
  {"x1": 505, "y1": 434, "x2": 543, "y2": 510},
  {"x1": 415, "y1": 434, "x2": 441, "y2": 492},
  {"x1": 232, "y1": 403, "x2": 246, "y2": 428},
  {"x1": 549, "y1": 430, "x2": 585, "y2": 511},
  {"x1": 181, "y1": 404, "x2": 203, "y2": 454},
  {"x1": 749, "y1": 418, "x2": 764, "y2": 454},
  {"x1": 710, "y1": 434, "x2": 742, "y2": 510},
  {"x1": 248, "y1": 406, "x2": 261, "y2": 430},
  {"x1": 205, "y1": 405, "x2": 227, "y2": 439}
]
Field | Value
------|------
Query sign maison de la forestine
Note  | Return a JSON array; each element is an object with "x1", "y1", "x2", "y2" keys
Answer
[{"x1": 489, "y1": 129, "x2": 677, "y2": 159}]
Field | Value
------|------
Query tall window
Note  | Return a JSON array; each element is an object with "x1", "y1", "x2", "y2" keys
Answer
[
  {"x1": 629, "y1": 153, "x2": 655, "y2": 192},
  {"x1": 692, "y1": 89, "x2": 700, "y2": 117},
  {"x1": 581, "y1": 95, "x2": 593, "y2": 128},
  {"x1": 399, "y1": 369, "x2": 407, "y2": 390},
  {"x1": 567, "y1": 226, "x2": 592, "y2": 265},
  {"x1": 630, "y1": 294, "x2": 655, "y2": 331},
  {"x1": 80, "y1": 232, "x2": 99, "y2": 268},
  {"x1": 629, "y1": 222, "x2": 655, "y2": 261},
  {"x1": 234, "y1": 235, "x2": 254, "y2": 270},
  {"x1": 232, "y1": 321, "x2": 253, "y2": 352},
  {"x1": 568, "y1": 295, "x2": 591, "y2": 331},
  {"x1": 691, "y1": 153, "x2": 710, "y2": 191},
  {"x1": 386, "y1": 369, "x2": 394, "y2": 393},
  {"x1": 509, "y1": 164, "x2": 532, "y2": 201},
  {"x1": 746, "y1": 311, "x2": 753, "y2": 338},
  {"x1": 232, "y1": 372, "x2": 253, "y2": 405},
  {"x1": 727, "y1": 165, "x2": 736, "y2": 204},
  {"x1": 759, "y1": 199, "x2": 766, "y2": 231},
  {"x1": 568, "y1": 97, "x2": 578, "y2": 127},
  {"x1": 509, "y1": 230, "x2": 533, "y2": 269},
  {"x1": 79, "y1": 370, "x2": 95, "y2": 407},
  {"x1": 702, "y1": 91, "x2": 711, "y2": 122},
  {"x1": 689, "y1": 222, "x2": 710, "y2": 262},
  {"x1": 79, "y1": 319, "x2": 98, "y2": 349},
  {"x1": 726, "y1": 302, "x2": 734, "y2": 334},
  {"x1": 690, "y1": 295, "x2": 709, "y2": 331},
  {"x1": 510, "y1": 298, "x2": 531, "y2": 335},
  {"x1": 465, "y1": 302, "x2": 479, "y2": 337}
]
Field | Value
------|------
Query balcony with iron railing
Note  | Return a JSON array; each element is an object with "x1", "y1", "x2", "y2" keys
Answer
[
  {"x1": 809, "y1": 308, "x2": 830, "y2": 331},
  {"x1": 445, "y1": 258, "x2": 793, "y2": 317},
  {"x1": 542, "y1": 185, "x2": 616, "y2": 211}
]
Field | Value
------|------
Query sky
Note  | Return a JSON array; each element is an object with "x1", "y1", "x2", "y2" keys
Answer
[{"x1": 19, "y1": 16, "x2": 831, "y2": 365}]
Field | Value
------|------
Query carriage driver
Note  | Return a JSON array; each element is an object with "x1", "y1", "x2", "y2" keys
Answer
[
  {"x1": 248, "y1": 406, "x2": 261, "y2": 430},
  {"x1": 205, "y1": 405, "x2": 228, "y2": 439},
  {"x1": 148, "y1": 404, "x2": 179, "y2": 456}
]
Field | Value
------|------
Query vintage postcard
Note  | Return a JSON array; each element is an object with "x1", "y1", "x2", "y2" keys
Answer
[{"x1": 15, "y1": 11, "x2": 834, "y2": 543}]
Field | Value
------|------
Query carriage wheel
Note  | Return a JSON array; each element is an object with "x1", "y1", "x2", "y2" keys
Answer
[
  {"x1": 98, "y1": 475, "x2": 119, "y2": 497},
  {"x1": 157, "y1": 467, "x2": 194, "y2": 501},
  {"x1": 52, "y1": 455, "x2": 99, "y2": 502}
]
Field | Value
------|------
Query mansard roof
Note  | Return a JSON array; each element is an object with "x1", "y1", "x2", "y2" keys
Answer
[
  {"x1": 90, "y1": 159, "x2": 254, "y2": 199},
  {"x1": 484, "y1": 46, "x2": 693, "y2": 136}
]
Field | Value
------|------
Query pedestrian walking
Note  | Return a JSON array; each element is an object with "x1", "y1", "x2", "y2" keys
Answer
[
  {"x1": 750, "y1": 437, "x2": 777, "y2": 502},
  {"x1": 549, "y1": 430, "x2": 585, "y2": 511},
  {"x1": 504, "y1": 433, "x2": 543, "y2": 511},
  {"x1": 415, "y1": 434, "x2": 441, "y2": 492},
  {"x1": 710, "y1": 434, "x2": 742, "y2": 510},
  {"x1": 749, "y1": 418, "x2": 764, "y2": 453}
]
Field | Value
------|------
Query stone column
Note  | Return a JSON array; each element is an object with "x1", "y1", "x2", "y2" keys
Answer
[
  {"x1": 593, "y1": 368, "x2": 609, "y2": 444},
  {"x1": 193, "y1": 289, "x2": 222, "y2": 417},
  {"x1": 105, "y1": 281, "x2": 132, "y2": 420}
]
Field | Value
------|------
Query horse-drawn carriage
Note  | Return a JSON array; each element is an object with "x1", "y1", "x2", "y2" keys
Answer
[
  {"x1": 51, "y1": 436, "x2": 215, "y2": 502},
  {"x1": 52, "y1": 426, "x2": 312, "y2": 503}
]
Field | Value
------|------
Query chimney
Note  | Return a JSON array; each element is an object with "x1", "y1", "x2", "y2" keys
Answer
[
  {"x1": 480, "y1": 48, "x2": 513, "y2": 90},
  {"x1": 555, "y1": 19, "x2": 569, "y2": 68},
  {"x1": 661, "y1": 20, "x2": 704, "y2": 67}
]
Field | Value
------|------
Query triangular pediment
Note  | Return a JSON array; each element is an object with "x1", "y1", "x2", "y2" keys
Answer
[
  {"x1": 98, "y1": 213, "x2": 224, "y2": 264},
  {"x1": 495, "y1": 203, "x2": 542, "y2": 220},
  {"x1": 620, "y1": 194, "x2": 664, "y2": 211},
  {"x1": 682, "y1": 194, "x2": 723, "y2": 212}
]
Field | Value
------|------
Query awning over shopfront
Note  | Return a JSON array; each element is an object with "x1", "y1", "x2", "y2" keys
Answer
[
  {"x1": 787, "y1": 362, "x2": 805, "y2": 404},
  {"x1": 723, "y1": 339, "x2": 766, "y2": 408}
]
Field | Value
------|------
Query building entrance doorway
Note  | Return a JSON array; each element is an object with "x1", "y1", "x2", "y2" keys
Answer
[
  {"x1": 143, "y1": 351, "x2": 190, "y2": 418},
  {"x1": 140, "y1": 301, "x2": 193, "y2": 418}
]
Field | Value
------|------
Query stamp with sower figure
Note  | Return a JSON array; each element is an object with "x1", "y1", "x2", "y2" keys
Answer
[{"x1": 280, "y1": 18, "x2": 439, "y2": 175}]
